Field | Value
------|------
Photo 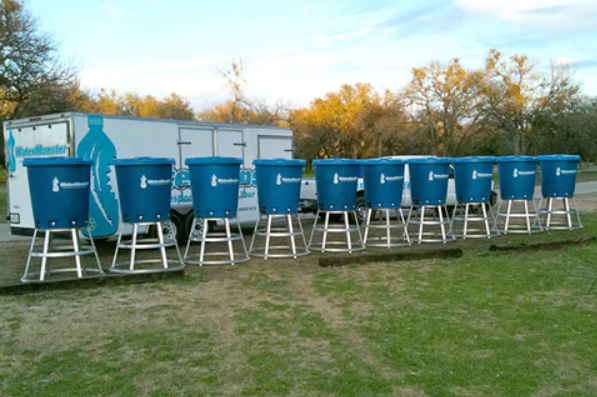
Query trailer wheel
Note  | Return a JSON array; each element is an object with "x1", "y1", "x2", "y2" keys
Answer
[
  {"x1": 154, "y1": 212, "x2": 188, "y2": 246},
  {"x1": 354, "y1": 195, "x2": 367, "y2": 224}
]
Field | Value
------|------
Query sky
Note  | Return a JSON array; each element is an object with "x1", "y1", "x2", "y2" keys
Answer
[{"x1": 26, "y1": 0, "x2": 597, "y2": 111}]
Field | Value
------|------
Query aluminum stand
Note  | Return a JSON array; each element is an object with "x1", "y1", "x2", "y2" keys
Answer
[
  {"x1": 495, "y1": 199, "x2": 542, "y2": 234},
  {"x1": 407, "y1": 205, "x2": 455, "y2": 244},
  {"x1": 184, "y1": 217, "x2": 250, "y2": 265},
  {"x1": 22, "y1": 227, "x2": 104, "y2": 283},
  {"x1": 538, "y1": 197, "x2": 582, "y2": 230},
  {"x1": 111, "y1": 221, "x2": 184, "y2": 273},
  {"x1": 451, "y1": 202, "x2": 498, "y2": 239},
  {"x1": 362, "y1": 208, "x2": 410, "y2": 248},
  {"x1": 308, "y1": 210, "x2": 366, "y2": 253},
  {"x1": 249, "y1": 213, "x2": 309, "y2": 259}
]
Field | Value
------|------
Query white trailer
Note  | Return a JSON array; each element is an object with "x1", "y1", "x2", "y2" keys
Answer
[{"x1": 3, "y1": 112, "x2": 295, "y2": 242}]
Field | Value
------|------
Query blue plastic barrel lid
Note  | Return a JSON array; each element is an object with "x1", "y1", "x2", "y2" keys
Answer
[
  {"x1": 452, "y1": 156, "x2": 496, "y2": 164},
  {"x1": 253, "y1": 158, "x2": 306, "y2": 166},
  {"x1": 362, "y1": 158, "x2": 406, "y2": 165},
  {"x1": 23, "y1": 157, "x2": 93, "y2": 167},
  {"x1": 497, "y1": 155, "x2": 537, "y2": 163},
  {"x1": 408, "y1": 157, "x2": 451, "y2": 165},
  {"x1": 313, "y1": 158, "x2": 362, "y2": 166},
  {"x1": 186, "y1": 156, "x2": 242, "y2": 166},
  {"x1": 537, "y1": 154, "x2": 581, "y2": 162},
  {"x1": 113, "y1": 157, "x2": 175, "y2": 166}
]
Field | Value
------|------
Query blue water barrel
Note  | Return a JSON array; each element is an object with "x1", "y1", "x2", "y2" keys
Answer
[
  {"x1": 313, "y1": 159, "x2": 361, "y2": 211},
  {"x1": 409, "y1": 158, "x2": 452, "y2": 205},
  {"x1": 362, "y1": 158, "x2": 406, "y2": 208},
  {"x1": 23, "y1": 157, "x2": 93, "y2": 229},
  {"x1": 186, "y1": 157, "x2": 243, "y2": 218},
  {"x1": 254, "y1": 158, "x2": 306, "y2": 214},
  {"x1": 452, "y1": 156, "x2": 496, "y2": 203},
  {"x1": 537, "y1": 154, "x2": 580, "y2": 198},
  {"x1": 497, "y1": 156, "x2": 537, "y2": 200},
  {"x1": 113, "y1": 157, "x2": 175, "y2": 223}
]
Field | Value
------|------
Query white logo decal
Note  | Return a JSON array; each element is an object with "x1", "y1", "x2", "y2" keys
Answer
[
  {"x1": 380, "y1": 173, "x2": 386, "y2": 184},
  {"x1": 140, "y1": 175, "x2": 148, "y2": 189},
  {"x1": 429, "y1": 171, "x2": 434, "y2": 181},
  {"x1": 333, "y1": 173, "x2": 339, "y2": 184},
  {"x1": 513, "y1": 168, "x2": 519, "y2": 178},
  {"x1": 276, "y1": 173, "x2": 282, "y2": 185},
  {"x1": 556, "y1": 167, "x2": 561, "y2": 176},
  {"x1": 210, "y1": 174, "x2": 239, "y2": 187},
  {"x1": 51, "y1": 176, "x2": 89, "y2": 193},
  {"x1": 472, "y1": 170, "x2": 477, "y2": 180}
]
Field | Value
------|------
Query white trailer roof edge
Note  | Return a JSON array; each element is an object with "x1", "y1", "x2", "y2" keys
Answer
[{"x1": 2, "y1": 112, "x2": 293, "y2": 132}]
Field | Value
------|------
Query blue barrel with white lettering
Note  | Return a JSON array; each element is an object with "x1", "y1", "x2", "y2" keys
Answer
[
  {"x1": 23, "y1": 157, "x2": 93, "y2": 229},
  {"x1": 362, "y1": 158, "x2": 406, "y2": 208},
  {"x1": 313, "y1": 159, "x2": 362, "y2": 211},
  {"x1": 186, "y1": 157, "x2": 243, "y2": 218},
  {"x1": 497, "y1": 156, "x2": 537, "y2": 200},
  {"x1": 409, "y1": 158, "x2": 452, "y2": 205},
  {"x1": 254, "y1": 159, "x2": 306, "y2": 214},
  {"x1": 113, "y1": 157, "x2": 175, "y2": 223},
  {"x1": 452, "y1": 157, "x2": 495, "y2": 203},
  {"x1": 537, "y1": 154, "x2": 580, "y2": 198}
]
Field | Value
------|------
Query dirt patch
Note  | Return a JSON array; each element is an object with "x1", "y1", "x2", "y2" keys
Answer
[{"x1": 572, "y1": 194, "x2": 597, "y2": 213}]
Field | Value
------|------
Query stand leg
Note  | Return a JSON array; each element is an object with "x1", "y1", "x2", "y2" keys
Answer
[
  {"x1": 344, "y1": 211, "x2": 352, "y2": 253},
  {"x1": 156, "y1": 221, "x2": 169, "y2": 269},
  {"x1": 308, "y1": 210, "x2": 319, "y2": 249},
  {"x1": 130, "y1": 223, "x2": 138, "y2": 271},
  {"x1": 546, "y1": 198, "x2": 553, "y2": 229},
  {"x1": 418, "y1": 206, "x2": 425, "y2": 244},
  {"x1": 524, "y1": 200, "x2": 531, "y2": 233},
  {"x1": 40, "y1": 230, "x2": 51, "y2": 281},
  {"x1": 482, "y1": 203, "x2": 491, "y2": 238},
  {"x1": 225, "y1": 218, "x2": 235, "y2": 263},
  {"x1": 264, "y1": 215, "x2": 272, "y2": 260},
  {"x1": 385, "y1": 209, "x2": 391, "y2": 248},
  {"x1": 288, "y1": 214, "x2": 297, "y2": 258},
  {"x1": 184, "y1": 218, "x2": 195, "y2": 261},
  {"x1": 565, "y1": 198, "x2": 572, "y2": 229},
  {"x1": 199, "y1": 219, "x2": 208, "y2": 266},
  {"x1": 249, "y1": 216, "x2": 260, "y2": 254},
  {"x1": 237, "y1": 220, "x2": 248, "y2": 257},
  {"x1": 363, "y1": 208, "x2": 372, "y2": 243},
  {"x1": 463, "y1": 203, "x2": 469, "y2": 238},
  {"x1": 505, "y1": 200, "x2": 512, "y2": 232},
  {"x1": 322, "y1": 212, "x2": 330, "y2": 252},
  {"x1": 399, "y1": 208, "x2": 410, "y2": 244},
  {"x1": 23, "y1": 229, "x2": 38, "y2": 281},
  {"x1": 111, "y1": 228, "x2": 123, "y2": 269},
  {"x1": 438, "y1": 206, "x2": 447, "y2": 243},
  {"x1": 72, "y1": 229, "x2": 83, "y2": 278}
]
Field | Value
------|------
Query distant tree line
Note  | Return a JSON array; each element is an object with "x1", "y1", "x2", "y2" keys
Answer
[{"x1": 2, "y1": 0, "x2": 597, "y2": 169}]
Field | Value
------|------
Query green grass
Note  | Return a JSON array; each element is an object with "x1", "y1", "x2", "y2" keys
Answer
[{"x1": 1, "y1": 215, "x2": 597, "y2": 396}]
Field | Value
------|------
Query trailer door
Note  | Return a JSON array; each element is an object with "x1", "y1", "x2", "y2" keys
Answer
[
  {"x1": 177, "y1": 127, "x2": 214, "y2": 206},
  {"x1": 258, "y1": 135, "x2": 294, "y2": 159},
  {"x1": 216, "y1": 129, "x2": 244, "y2": 159},
  {"x1": 6, "y1": 121, "x2": 70, "y2": 229}
]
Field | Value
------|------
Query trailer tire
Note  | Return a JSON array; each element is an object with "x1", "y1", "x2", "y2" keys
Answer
[
  {"x1": 152, "y1": 212, "x2": 188, "y2": 246},
  {"x1": 354, "y1": 195, "x2": 367, "y2": 224}
]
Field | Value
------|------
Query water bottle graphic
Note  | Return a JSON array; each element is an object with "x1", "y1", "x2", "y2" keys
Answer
[
  {"x1": 77, "y1": 115, "x2": 119, "y2": 237},
  {"x1": 7, "y1": 130, "x2": 16, "y2": 173}
]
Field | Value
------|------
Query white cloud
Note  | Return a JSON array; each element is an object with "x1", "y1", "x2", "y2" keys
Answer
[
  {"x1": 268, "y1": 47, "x2": 292, "y2": 57},
  {"x1": 555, "y1": 56, "x2": 571, "y2": 65},
  {"x1": 455, "y1": 0, "x2": 597, "y2": 28},
  {"x1": 79, "y1": 56, "x2": 233, "y2": 100},
  {"x1": 91, "y1": 0, "x2": 127, "y2": 18}
]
